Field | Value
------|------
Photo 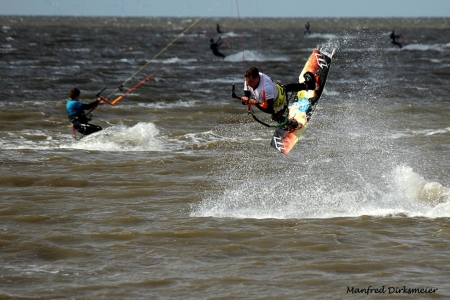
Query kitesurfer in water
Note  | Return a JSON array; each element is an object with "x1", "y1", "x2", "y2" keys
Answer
[
  {"x1": 304, "y1": 21, "x2": 311, "y2": 35},
  {"x1": 209, "y1": 37, "x2": 225, "y2": 59},
  {"x1": 390, "y1": 29, "x2": 403, "y2": 48},
  {"x1": 216, "y1": 23, "x2": 223, "y2": 34},
  {"x1": 239, "y1": 67, "x2": 316, "y2": 123},
  {"x1": 66, "y1": 87, "x2": 108, "y2": 136}
]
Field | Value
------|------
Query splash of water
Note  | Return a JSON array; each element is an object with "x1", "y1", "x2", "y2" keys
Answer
[
  {"x1": 64, "y1": 122, "x2": 164, "y2": 152},
  {"x1": 191, "y1": 165, "x2": 450, "y2": 219}
]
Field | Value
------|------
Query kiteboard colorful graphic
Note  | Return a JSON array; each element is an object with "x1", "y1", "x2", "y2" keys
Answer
[{"x1": 270, "y1": 49, "x2": 332, "y2": 154}]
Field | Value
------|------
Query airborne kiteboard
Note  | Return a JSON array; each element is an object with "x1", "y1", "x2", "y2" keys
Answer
[{"x1": 270, "y1": 49, "x2": 332, "y2": 154}]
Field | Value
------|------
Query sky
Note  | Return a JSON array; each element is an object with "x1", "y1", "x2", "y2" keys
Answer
[{"x1": 0, "y1": 0, "x2": 449, "y2": 18}]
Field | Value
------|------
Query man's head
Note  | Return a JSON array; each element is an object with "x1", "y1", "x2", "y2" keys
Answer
[
  {"x1": 244, "y1": 67, "x2": 260, "y2": 89},
  {"x1": 69, "y1": 87, "x2": 80, "y2": 100}
]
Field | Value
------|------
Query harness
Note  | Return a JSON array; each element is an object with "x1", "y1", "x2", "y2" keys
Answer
[
  {"x1": 248, "y1": 83, "x2": 290, "y2": 128},
  {"x1": 66, "y1": 99, "x2": 94, "y2": 124},
  {"x1": 273, "y1": 83, "x2": 287, "y2": 113},
  {"x1": 249, "y1": 75, "x2": 287, "y2": 113},
  {"x1": 234, "y1": 81, "x2": 290, "y2": 128}
]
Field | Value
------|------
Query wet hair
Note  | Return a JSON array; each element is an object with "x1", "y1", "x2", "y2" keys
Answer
[
  {"x1": 244, "y1": 67, "x2": 259, "y2": 78},
  {"x1": 69, "y1": 87, "x2": 80, "y2": 99}
]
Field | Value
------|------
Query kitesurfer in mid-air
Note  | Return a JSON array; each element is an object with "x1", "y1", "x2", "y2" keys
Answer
[
  {"x1": 66, "y1": 87, "x2": 108, "y2": 136},
  {"x1": 209, "y1": 37, "x2": 225, "y2": 59},
  {"x1": 390, "y1": 29, "x2": 403, "y2": 48},
  {"x1": 239, "y1": 67, "x2": 317, "y2": 123}
]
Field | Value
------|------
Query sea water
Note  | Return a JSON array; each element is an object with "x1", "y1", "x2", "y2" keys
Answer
[{"x1": 0, "y1": 16, "x2": 449, "y2": 299}]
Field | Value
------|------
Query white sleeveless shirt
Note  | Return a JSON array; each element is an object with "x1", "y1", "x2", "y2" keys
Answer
[{"x1": 243, "y1": 72, "x2": 278, "y2": 104}]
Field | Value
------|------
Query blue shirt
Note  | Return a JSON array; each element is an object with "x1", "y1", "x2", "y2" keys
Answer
[{"x1": 66, "y1": 99, "x2": 83, "y2": 117}]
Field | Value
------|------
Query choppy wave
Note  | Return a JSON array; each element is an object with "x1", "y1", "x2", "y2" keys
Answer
[
  {"x1": 1, "y1": 16, "x2": 450, "y2": 299},
  {"x1": 306, "y1": 33, "x2": 338, "y2": 40},
  {"x1": 224, "y1": 50, "x2": 289, "y2": 62},
  {"x1": 135, "y1": 99, "x2": 200, "y2": 109},
  {"x1": 158, "y1": 57, "x2": 199, "y2": 64},
  {"x1": 0, "y1": 122, "x2": 166, "y2": 152},
  {"x1": 191, "y1": 166, "x2": 450, "y2": 219},
  {"x1": 62, "y1": 122, "x2": 164, "y2": 152},
  {"x1": 412, "y1": 127, "x2": 450, "y2": 136},
  {"x1": 402, "y1": 43, "x2": 450, "y2": 52}
]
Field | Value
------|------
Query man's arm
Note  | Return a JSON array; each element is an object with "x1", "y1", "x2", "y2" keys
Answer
[
  {"x1": 240, "y1": 93, "x2": 274, "y2": 113},
  {"x1": 255, "y1": 98, "x2": 274, "y2": 114},
  {"x1": 80, "y1": 100, "x2": 100, "y2": 110}
]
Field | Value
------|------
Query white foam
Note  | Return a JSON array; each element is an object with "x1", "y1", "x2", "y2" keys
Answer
[
  {"x1": 224, "y1": 50, "x2": 289, "y2": 62},
  {"x1": 191, "y1": 166, "x2": 450, "y2": 219},
  {"x1": 307, "y1": 33, "x2": 338, "y2": 40},
  {"x1": 402, "y1": 43, "x2": 449, "y2": 52},
  {"x1": 410, "y1": 127, "x2": 450, "y2": 136},
  {"x1": 62, "y1": 122, "x2": 164, "y2": 152},
  {"x1": 220, "y1": 31, "x2": 241, "y2": 38},
  {"x1": 158, "y1": 57, "x2": 198, "y2": 64},
  {"x1": 136, "y1": 99, "x2": 199, "y2": 109}
]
